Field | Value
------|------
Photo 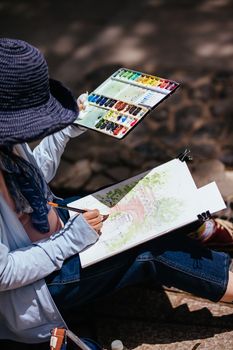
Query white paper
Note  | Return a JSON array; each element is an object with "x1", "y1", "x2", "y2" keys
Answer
[{"x1": 69, "y1": 159, "x2": 226, "y2": 268}]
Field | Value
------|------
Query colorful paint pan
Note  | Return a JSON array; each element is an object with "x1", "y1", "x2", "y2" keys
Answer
[
  {"x1": 114, "y1": 69, "x2": 178, "y2": 94},
  {"x1": 113, "y1": 125, "x2": 124, "y2": 136},
  {"x1": 76, "y1": 67, "x2": 179, "y2": 139}
]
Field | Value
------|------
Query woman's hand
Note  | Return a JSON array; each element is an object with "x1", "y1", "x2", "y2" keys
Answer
[
  {"x1": 77, "y1": 92, "x2": 88, "y2": 111},
  {"x1": 83, "y1": 209, "x2": 103, "y2": 235}
]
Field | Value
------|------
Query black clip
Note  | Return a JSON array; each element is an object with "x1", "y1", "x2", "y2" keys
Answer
[
  {"x1": 197, "y1": 210, "x2": 212, "y2": 223},
  {"x1": 176, "y1": 149, "x2": 192, "y2": 162}
]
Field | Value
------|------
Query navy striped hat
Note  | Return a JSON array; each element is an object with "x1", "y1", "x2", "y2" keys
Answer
[{"x1": 0, "y1": 38, "x2": 78, "y2": 145}]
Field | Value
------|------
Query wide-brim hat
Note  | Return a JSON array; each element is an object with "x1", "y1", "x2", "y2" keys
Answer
[{"x1": 0, "y1": 38, "x2": 79, "y2": 145}]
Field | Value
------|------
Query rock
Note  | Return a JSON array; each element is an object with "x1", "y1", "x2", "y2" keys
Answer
[
  {"x1": 119, "y1": 148, "x2": 147, "y2": 167},
  {"x1": 213, "y1": 70, "x2": 233, "y2": 82},
  {"x1": 220, "y1": 147, "x2": 233, "y2": 167},
  {"x1": 188, "y1": 74, "x2": 211, "y2": 88},
  {"x1": 145, "y1": 117, "x2": 160, "y2": 131},
  {"x1": 153, "y1": 125, "x2": 170, "y2": 138},
  {"x1": 91, "y1": 146, "x2": 121, "y2": 165},
  {"x1": 158, "y1": 132, "x2": 183, "y2": 149},
  {"x1": 152, "y1": 108, "x2": 169, "y2": 122},
  {"x1": 190, "y1": 159, "x2": 233, "y2": 199},
  {"x1": 171, "y1": 70, "x2": 203, "y2": 85},
  {"x1": 94, "y1": 287, "x2": 233, "y2": 350},
  {"x1": 188, "y1": 83, "x2": 215, "y2": 101},
  {"x1": 105, "y1": 166, "x2": 131, "y2": 181},
  {"x1": 50, "y1": 159, "x2": 73, "y2": 189},
  {"x1": 167, "y1": 90, "x2": 183, "y2": 104},
  {"x1": 90, "y1": 161, "x2": 106, "y2": 173},
  {"x1": 123, "y1": 134, "x2": 150, "y2": 149},
  {"x1": 214, "y1": 78, "x2": 233, "y2": 99},
  {"x1": 193, "y1": 123, "x2": 223, "y2": 139},
  {"x1": 134, "y1": 142, "x2": 169, "y2": 161},
  {"x1": 55, "y1": 159, "x2": 92, "y2": 190},
  {"x1": 210, "y1": 99, "x2": 233, "y2": 118},
  {"x1": 85, "y1": 174, "x2": 114, "y2": 192},
  {"x1": 175, "y1": 105, "x2": 202, "y2": 133},
  {"x1": 62, "y1": 134, "x2": 91, "y2": 162},
  {"x1": 189, "y1": 142, "x2": 219, "y2": 160},
  {"x1": 140, "y1": 160, "x2": 161, "y2": 171},
  {"x1": 226, "y1": 170, "x2": 233, "y2": 184}
]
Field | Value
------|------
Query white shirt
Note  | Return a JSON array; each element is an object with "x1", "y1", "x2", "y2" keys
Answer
[{"x1": 0, "y1": 126, "x2": 98, "y2": 343}]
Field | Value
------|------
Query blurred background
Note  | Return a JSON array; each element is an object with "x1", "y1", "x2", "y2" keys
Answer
[
  {"x1": 1, "y1": 1, "x2": 233, "y2": 349},
  {"x1": 1, "y1": 0, "x2": 233, "y2": 202}
]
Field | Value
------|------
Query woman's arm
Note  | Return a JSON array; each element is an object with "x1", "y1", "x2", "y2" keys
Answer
[
  {"x1": 0, "y1": 214, "x2": 98, "y2": 291},
  {"x1": 32, "y1": 126, "x2": 85, "y2": 183},
  {"x1": 32, "y1": 93, "x2": 88, "y2": 182}
]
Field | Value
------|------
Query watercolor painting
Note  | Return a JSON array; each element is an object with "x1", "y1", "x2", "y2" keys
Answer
[
  {"x1": 96, "y1": 171, "x2": 184, "y2": 253},
  {"x1": 70, "y1": 159, "x2": 225, "y2": 267}
]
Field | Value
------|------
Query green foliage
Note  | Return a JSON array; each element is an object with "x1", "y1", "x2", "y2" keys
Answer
[
  {"x1": 105, "y1": 195, "x2": 183, "y2": 252},
  {"x1": 96, "y1": 171, "x2": 167, "y2": 206}
]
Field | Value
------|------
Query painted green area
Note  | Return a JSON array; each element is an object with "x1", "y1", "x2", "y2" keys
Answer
[
  {"x1": 105, "y1": 196, "x2": 183, "y2": 252},
  {"x1": 96, "y1": 171, "x2": 167, "y2": 206},
  {"x1": 152, "y1": 197, "x2": 183, "y2": 224},
  {"x1": 95, "y1": 168, "x2": 184, "y2": 253},
  {"x1": 96, "y1": 181, "x2": 139, "y2": 206}
]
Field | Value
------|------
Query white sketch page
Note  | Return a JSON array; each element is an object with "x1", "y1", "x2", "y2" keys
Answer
[
  {"x1": 69, "y1": 159, "x2": 225, "y2": 267},
  {"x1": 69, "y1": 159, "x2": 197, "y2": 216}
]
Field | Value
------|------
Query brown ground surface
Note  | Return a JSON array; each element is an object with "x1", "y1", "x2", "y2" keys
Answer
[{"x1": 1, "y1": 0, "x2": 233, "y2": 349}]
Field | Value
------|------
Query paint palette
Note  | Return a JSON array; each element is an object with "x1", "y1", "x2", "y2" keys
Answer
[{"x1": 74, "y1": 68, "x2": 180, "y2": 139}]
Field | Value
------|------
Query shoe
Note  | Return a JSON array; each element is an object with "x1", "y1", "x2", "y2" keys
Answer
[{"x1": 200, "y1": 218, "x2": 233, "y2": 252}]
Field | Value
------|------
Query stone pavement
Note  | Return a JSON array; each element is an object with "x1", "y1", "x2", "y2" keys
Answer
[
  {"x1": 2, "y1": 286, "x2": 233, "y2": 350},
  {"x1": 1, "y1": 0, "x2": 233, "y2": 349},
  {"x1": 50, "y1": 70, "x2": 233, "y2": 204},
  {"x1": 94, "y1": 286, "x2": 233, "y2": 350}
]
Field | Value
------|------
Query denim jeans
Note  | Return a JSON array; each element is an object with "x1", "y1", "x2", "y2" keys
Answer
[{"x1": 46, "y1": 197, "x2": 231, "y2": 317}]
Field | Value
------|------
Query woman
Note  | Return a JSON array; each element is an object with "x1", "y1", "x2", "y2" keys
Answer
[{"x1": 0, "y1": 38, "x2": 233, "y2": 345}]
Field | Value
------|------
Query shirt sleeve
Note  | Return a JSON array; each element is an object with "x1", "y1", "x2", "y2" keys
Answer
[
  {"x1": 0, "y1": 214, "x2": 98, "y2": 291},
  {"x1": 32, "y1": 125, "x2": 86, "y2": 183}
]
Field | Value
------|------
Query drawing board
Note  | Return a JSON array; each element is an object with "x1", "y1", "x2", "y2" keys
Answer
[{"x1": 69, "y1": 159, "x2": 226, "y2": 267}]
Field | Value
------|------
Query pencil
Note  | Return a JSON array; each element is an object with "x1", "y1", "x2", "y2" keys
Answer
[{"x1": 48, "y1": 201, "x2": 109, "y2": 221}]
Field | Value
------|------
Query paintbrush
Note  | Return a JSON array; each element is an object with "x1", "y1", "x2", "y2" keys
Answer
[{"x1": 48, "y1": 201, "x2": 109, "y2": 221}]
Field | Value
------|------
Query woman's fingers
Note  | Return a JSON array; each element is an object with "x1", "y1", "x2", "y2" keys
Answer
[
  {"x1": 88, "y1": 216, "x2": 104, "y2": 225},
  {"x1": 83, "y1": 209, "x2": 100, "y2": 220},
  {"x1": 83, "y1": 209, "x2": 103, "y2": 234},
  {"x1": 77, "y1": 93, "x2": 88, "y2": 111},
  {"x1": 92, "y1": 223, "x2": 103, "y2": 234}
]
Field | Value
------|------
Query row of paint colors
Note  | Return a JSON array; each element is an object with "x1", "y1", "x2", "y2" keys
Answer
[
  {"x1": 95, "y1": 119, "x2": 127, "y2": 137},
  {"x1": 88, "y1": 94, "x2": 146, "y2": 117},
  {"x1": 94, "y1": 109, "x2": 138, "y2": 136},
  {"x1": 104, "y1": 110, "x2": 138, "y2": 127},
  {"x1": 114, "y1": 69, "x2": 178, "y2": 92}
]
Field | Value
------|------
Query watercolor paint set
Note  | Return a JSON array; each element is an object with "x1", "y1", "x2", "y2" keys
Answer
[{"x1": 74, "y1": 68, "x2": 180, "y2": 139}]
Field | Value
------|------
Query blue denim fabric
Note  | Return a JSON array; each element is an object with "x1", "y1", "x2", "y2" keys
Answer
[
  {"x1": 46, "y1": 198, "x2": 231, "y2": 316},
  {"x1": 53, "y1": 196, "x2": 79, "y2": 224}
]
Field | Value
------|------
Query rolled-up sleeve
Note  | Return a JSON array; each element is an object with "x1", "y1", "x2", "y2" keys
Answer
[
  {"x1": 32, "y1": 126, "x2": 86, "y2": 182},
  {"x1": 0, "y1": 214, "x2": 98, "y2": 291}
]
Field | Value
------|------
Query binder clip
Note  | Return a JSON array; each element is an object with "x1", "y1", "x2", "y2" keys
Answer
[
  {"x1": 176, "y1": 149, "x2": 192, "y2": 162},
  {"x1": 197, "y1": 210, "x2": 212, "y2": 223}
]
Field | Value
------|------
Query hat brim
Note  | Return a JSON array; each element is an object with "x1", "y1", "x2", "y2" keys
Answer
[{"x1": 0, "y1": 79, "x2": 78, "y2": 145}]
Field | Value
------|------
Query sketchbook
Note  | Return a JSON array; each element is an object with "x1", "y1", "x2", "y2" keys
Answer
[
  {"x1": 74, "y1": 68, "x2": 179, "y2": 139},
  {"x1": 69, "y1": 158, "x2": 226, "y2": 268}
]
